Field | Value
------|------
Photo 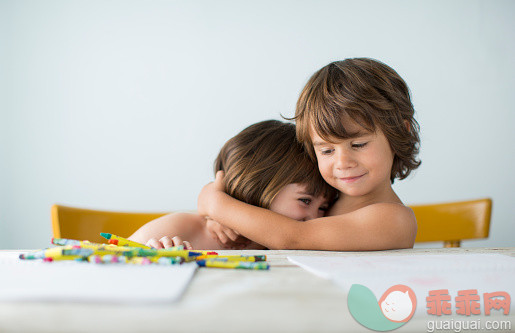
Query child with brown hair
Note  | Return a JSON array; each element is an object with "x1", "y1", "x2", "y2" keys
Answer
[
  {"x1": 198, "y1": 58, "x2": 421, "y2": 251},
  {"x1": 128, "y1": 120, "x2": 337, "y2": 250}
]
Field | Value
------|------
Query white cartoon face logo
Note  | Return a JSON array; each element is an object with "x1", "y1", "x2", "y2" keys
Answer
[{"x1": 379, "y1": 289, "x2": 414, "y2": 322}]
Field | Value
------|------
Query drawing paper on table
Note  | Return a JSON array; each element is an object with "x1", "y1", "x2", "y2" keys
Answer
[
  {"x1": 288, "y1": 254, "x2": 515, "y2": 315},
  {"x1": 0, "y1": 252, "x2": 198, "y2": 303}
]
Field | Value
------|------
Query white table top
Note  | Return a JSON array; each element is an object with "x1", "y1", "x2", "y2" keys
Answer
[{"x1": 1, "y1": 247, "x2": 514, "y2": 333}]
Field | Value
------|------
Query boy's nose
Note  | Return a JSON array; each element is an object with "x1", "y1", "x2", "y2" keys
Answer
[{"x1": 335, "y1": 151, "x2": 357, "y2": 169}]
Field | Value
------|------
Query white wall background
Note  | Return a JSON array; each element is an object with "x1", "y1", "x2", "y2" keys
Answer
[{"x1": 1, "y1": 0, "x2": 514, "y2": 249}]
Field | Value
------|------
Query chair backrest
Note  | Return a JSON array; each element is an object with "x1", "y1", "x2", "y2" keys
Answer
[
  {"x1": 51, "y1": 204, "x2": 168, "y2": 244},
  {"x1": 53, "y1": 199, "x2": 492, "y2": 247},
  {"x1": 410, "y1": 198, "x2": 492, "y2": 247}
]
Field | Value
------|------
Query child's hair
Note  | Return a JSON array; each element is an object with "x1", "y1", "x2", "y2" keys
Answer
[
  {"x1": 214, "y1": 120, "x2": 338, "y2": 209},
  {"x1": 294, "y1": 58, "x2": 421, "y2": 183}
]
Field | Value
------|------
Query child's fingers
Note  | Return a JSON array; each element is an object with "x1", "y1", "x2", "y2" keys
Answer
[
  {"x1": 223, "y1": 228, "x2": 239, "y2": 242},
  {"x1": 223, "y1": 228, "x2": 248, "y2": 244},
  {"x1": 159, "y1": 236, "x2": 174, "y2": 248},
  {"x1": 222, "y1": 226, "x2": 250, "y2": 246},
  {"x1": 146, "y1": 238, "x2": 164, "y2": 249},
  {"x1": 206, "y1": 219, "x2": 227, "y2": 242},
  {"x1": 205, "y1": 218, "x2": 219, "y2": 231},
  {"x1": 205, "y1": 218, "x2": 242, "y2": 247},
  {"x1": 215, "y1": 230, "x2": 229, "y2": 245},
  {"x1": 171, "y1": 236, "x2": 184, "y2": 247},
  {"x1": 183, "y1": 241, "x2": 193, "y2": 250}
]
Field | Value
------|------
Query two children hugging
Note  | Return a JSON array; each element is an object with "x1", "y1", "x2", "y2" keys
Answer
[
  {"x1": 129, "y1": 120, "x2": 337, "y2": 250},
  {"x1": 129, "y1": 57, "x2": 421, "y2": 251}
]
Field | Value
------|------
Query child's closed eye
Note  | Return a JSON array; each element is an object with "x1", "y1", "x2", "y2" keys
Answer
[
  {"x1": 320, "y1": 149, "x2": 334, "y2": 155},
  {"x1": 351, "y1": 142, "x2": 368, "y2": 149}
]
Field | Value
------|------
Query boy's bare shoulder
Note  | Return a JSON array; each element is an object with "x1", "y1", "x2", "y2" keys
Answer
[
  {"x1": 331, "y1": 202, "x2": 414, "y2": 220},
  {"x1": 370, "y1": 202, "x2": 414, "y2": 214},
  {"x1": 329, "y1": 202, "x2": 416, "y2": 232},
  {"x1": 358, "y1": 203, "x2": 417, "y2": 243},
  {"x1": 305, "y1": 202, "x2": 417, "y2": 250},
  {"x1": 360, "y1": 202, "x2": 416, "y2": 223}
]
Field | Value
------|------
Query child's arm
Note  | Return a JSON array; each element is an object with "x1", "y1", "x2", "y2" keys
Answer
[
  {"x1": 198, "y1": 172, "x2": 417, "y2": 251},
  {"x1": 128, "y1": 212, "x2": 204, "y2": 249}
]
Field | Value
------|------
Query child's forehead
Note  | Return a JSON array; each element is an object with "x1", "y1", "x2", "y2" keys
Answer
[
  {"x1": 308, "y1": 120, "x2": 375, "y2": 143},
  {"x1": 294, "y1": 183, "x2": 330, "y2": 200}
]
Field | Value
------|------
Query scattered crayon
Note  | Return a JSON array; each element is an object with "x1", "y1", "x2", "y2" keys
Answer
[
  {"x1": 52, "y1": 238, "x2": 101, "y2": 247},
  {"x1": 100, "y1": 233, "x2": 151, "y2": 249},
  {"x1": 127, "y1": 257, "x2": 152, "y2": 265},
  {"x1": 196, "y1": 259, "x2": 270, "y2": 270},
  {"x1": 195, "y1": 255, "x2": 266, "y2": 262},
  {"x1": 20, "y1": 236, "x2": 269, "y2": 270},
  {"x1": 132, "y1": 248, "x2": 203, "y2": 261},
  {"x1": 88, "y1": 255, "x2": 102, "y2": 264},
  {"x1": 79, "y1": 245, "x2": 134, "y2": 257},
  {"x1": 153, "y1": 257, "x2": 184, "y2": 265},
  {"x1": 88, "y1": 255, "x2": 128, "y2": 264},
  {"x1": 19, "y1": 246, "x2": 88, "y2": 260}
]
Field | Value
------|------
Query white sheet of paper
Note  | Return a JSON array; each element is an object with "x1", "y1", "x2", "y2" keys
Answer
[
  {"x1": 288, "y1": 254, "x2": 515, "y2": 315},
  {"x1": 0, "y1": 252, "x2": 198, "y2": 303}
]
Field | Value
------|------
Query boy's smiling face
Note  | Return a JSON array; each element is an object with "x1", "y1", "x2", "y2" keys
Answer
[{"x1": 310, "y1": 120, "x2": 395, "y2": 198}]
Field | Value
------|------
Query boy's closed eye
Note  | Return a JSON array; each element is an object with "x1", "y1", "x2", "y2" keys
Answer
[
  {"x1": 321, "y1": 148, "x2": 334, "y2": 155},
  {"x1": 351, "y1": 142, "x2": 368, "y2": 149}
]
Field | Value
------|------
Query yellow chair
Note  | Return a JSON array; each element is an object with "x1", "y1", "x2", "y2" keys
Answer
[
  {"x1": 410, "y1": 198, "x2": 492, "y2": 248},
  {"x1": 52, "y1": 198, "x2": 492, "y2": 248},
  {"x1": 51, "y1": 204, "x2": 168, "y2": 244}
]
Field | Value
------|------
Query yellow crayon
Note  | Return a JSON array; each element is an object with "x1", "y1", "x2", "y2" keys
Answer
[
  {"x1": 195, "y1": 255, "x2": 266, "y2": 262},
  {"x1": 81, "y1": 244, "x2": 135, "y2": 256},
  {"x1": 20, "y1": 246, "x2": 79, "y2": 260},
  {"x1": 100, "y1": 233, "x2": 151, "y2": 249},
  {"x1": 134, "y1": 248, "x2": 202, "y2": 261},
  {"x1": 51, "y1": 243, "x2": 135, "y2": 257},
  {"x1": 32, "y1": 247, "x2": 93, "y2": 261},
  {"x1": 196, "y1": 259, "x2": 269, "y2": 270},
  {"x1": 22, "y1": 245, "x2": 127, "y2": 261}
]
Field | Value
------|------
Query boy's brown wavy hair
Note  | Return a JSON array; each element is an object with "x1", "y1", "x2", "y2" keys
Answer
[
  {"x1": 294, "y1": 58, "x2": 421, "y2": 183},
  {"x1": 214, "y1": 120, "x2": 338, "y2": 209}
]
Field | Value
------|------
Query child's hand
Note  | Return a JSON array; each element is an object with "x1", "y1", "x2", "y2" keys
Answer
[
  {"x1": 146, "y1": 236, "x2": 193, "y2": 250},
  {"x1": 205, "y1": 218, "x2": 250, "y2": 249}
]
